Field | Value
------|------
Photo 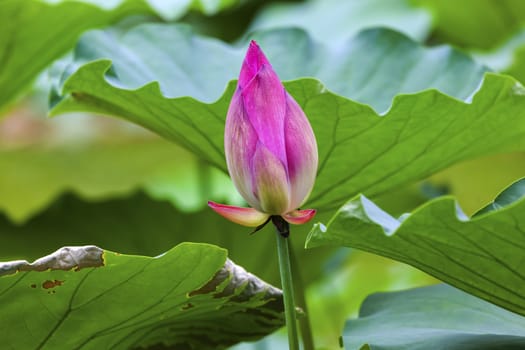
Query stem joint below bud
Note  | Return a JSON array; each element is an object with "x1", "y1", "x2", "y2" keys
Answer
[{"x1": 271, "y1": 215, "x2": 290, "y2": 238}]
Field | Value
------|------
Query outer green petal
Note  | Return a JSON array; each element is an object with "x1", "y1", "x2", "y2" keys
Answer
[{"x1": 251, "y1": 143, "x2": 290, "y2": 214}]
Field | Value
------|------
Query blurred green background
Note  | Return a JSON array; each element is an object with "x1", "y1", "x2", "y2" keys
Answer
[{"x1": 2, "y1": 0, "x2": 525, "y2": 349}]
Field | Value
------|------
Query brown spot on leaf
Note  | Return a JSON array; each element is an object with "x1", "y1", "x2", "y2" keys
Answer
[
  {"x1": 30, "y1": 284, "x2": 36, "y2": 288},
  {"x1": 42, "y1": 280, "x2": 64, "y2": 289},
  {"x1": 189, "y1": 266, "x2": 229, "y2": 297},
  {"x1": 182, "y1": 303, "x2": 194, "y2": 310}
]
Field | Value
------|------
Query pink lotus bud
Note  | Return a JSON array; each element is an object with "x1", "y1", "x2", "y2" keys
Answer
[{"x1": 209, "y1": 41, "x2": 318, "y2": 229}]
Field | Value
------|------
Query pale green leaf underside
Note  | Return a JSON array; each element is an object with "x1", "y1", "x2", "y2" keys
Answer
[
  {"x1": 0, "y1": 0, "x2": 238, "y2": 112},
  {"x1": 0, "y1": 243, "x2": 283, "y2": 349},
  {"x1": 306, "y1": 178, "x2": 525, "y2": 316},
  {"x1": 52, "y1": 24, "x2": 487, "y2": 113},
  {"x1": 250, "y1": 0, "x2": 432, "y2": 46},
  {"x1": 345, "y1": 284, "x2": 525, "y2": 350},
  {"x1": 51, "y1": 24, "x2": 525, "y2": 213}
]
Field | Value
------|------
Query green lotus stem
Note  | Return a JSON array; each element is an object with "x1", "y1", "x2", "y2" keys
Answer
[
  {"x1": 291, "y1": 247, "x2": 315, "y2": 350},
  {"x1": 274, "y1": 217, "x2": 300, "y2": 350}
]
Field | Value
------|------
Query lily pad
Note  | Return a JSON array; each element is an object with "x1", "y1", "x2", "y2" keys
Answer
[
  {"x1": 0, "y1": 243, "x2": 283, "y2": 349},
  {"x1": 306, "y1": 178, "x2": 525, "y2": 316},
  {"x1": 51, "y1": 24, "x2": 525, "y2": 214},
  {"x1": 344, "y1": 284, "x2": 525, "y2": 350}
]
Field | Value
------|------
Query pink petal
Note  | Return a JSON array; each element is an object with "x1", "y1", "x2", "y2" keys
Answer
[
  {"x1": 241, "y1": 61, "x2": 288, "y2": 168},
  {"x1": 238, "y1": 41, "x2": 271, "y2": 89},
  {"x1": 208, "y1": 201, "x2": 270, "y2": 227},
  {"x1": 225, "y1": 91, "x2": 260, "y2": 208},
  {"x1": 283, "y1": 209, "x2": 317, "y2": 225},
  {"x1": 284, "y1": 93, "x2": 318, "y2": 210}
]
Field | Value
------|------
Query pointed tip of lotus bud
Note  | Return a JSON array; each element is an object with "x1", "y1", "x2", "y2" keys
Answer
[
  {"x1": 208, "y1": 201, "x2": 270, "y2": 227},
  {"x1": 239, "y1": 39, "x2": 272, "y2": 88},
  {"x1": 248, "y1": 40, "x2": 262, "y2": 57},
  {"x1": 283, "y1": 209, "x2": 317, "y2": 225}
]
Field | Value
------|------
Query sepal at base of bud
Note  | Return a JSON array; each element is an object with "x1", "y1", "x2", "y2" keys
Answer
[
  {"x1": 282, "y1": 209, "x2": 317, "y2": 225},
  {"x1": 208, "y1": 201, "x2": 269, "y2": 227},
  {"x1": 208, "y1": 201, "x2": 316, "y2": 230}
]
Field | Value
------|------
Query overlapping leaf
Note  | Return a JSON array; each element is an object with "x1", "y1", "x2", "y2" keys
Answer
[
  {"x1": 0, "y1": 244, "x2": 283, "y2": 349},
  {"x1": 250, "y1": 0, "x2": 431, "y2": 46},
  {"x1": 307, "y1": 178, "x2": 525, "y2": 316},
  {"x1": 344, "y1": 284, "x2": 525, "y2": 350},
  {"x1": 0, "y1": 0, "x2": 239, "y2": 111},
  {"x1": 51, "y1": 24, "x2": 525, "y2": 213}
]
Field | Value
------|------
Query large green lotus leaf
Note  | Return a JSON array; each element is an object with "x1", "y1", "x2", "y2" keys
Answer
[
  {"x1": 0, "y1": 0, "x2": 239, "y2": 112},
  {"x1": 52, "y1": 24, "x2": 525, "y2": 213},
  {"x1": 0, "y1": 243, "x2": 283, "y2": 349},
  {"x1": 51, "y1": 25, "x2": 487, "y2": 113},
  {"x1": 414, "y1": 0, "x2": 525, "y2": 49},
  {"x1": 306, "y1": 178, "x2": 525, "y2": 316},
  {"x1": 0, "y1": 136, "x2": 239, "y2": 223},
  {"x1": 0, "y1": 191, "x2": 333, "y2": 287},
  {"x1": 344, "y1": 284, "x2": 525, "y2": 350},
  {"x1": 249, "y1": 0, "x2": 431, "y2": 46}
]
